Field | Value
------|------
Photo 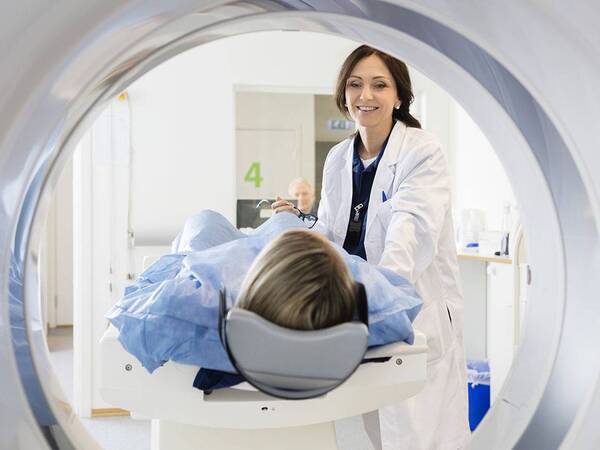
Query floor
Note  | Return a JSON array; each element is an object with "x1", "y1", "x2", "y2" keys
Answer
[
  {"x1": 46, "y1": 327, "x2": 375, "y2": 450},
  {"x1": 47, "y1": 328, "x2": 151, "y2": 450}
]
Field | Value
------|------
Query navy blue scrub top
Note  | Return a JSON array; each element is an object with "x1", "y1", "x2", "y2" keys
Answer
[{"x1": 342, "y1": 132, "x2": 390, "y2": 260}]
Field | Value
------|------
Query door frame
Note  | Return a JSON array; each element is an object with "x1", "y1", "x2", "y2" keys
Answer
[{"x1": 72, "y1": 134, "x2": 94, "y2": 417}]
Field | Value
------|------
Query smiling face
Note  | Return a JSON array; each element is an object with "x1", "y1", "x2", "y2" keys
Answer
[{"x1": 344, "y1": 54, "x2": 400, "y2": 131}]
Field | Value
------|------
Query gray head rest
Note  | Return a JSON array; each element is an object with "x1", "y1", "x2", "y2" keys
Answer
[{"x1": 219, "y1": 285, "x2": 369, "y2": 399}]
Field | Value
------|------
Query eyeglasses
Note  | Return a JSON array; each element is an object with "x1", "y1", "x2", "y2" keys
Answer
[
  {"x1": 297, "y1": 210, "x2": 318, "y2": 229},
  {"x1": 256, "y1": 199, "x2": 318, "y2": 229}
]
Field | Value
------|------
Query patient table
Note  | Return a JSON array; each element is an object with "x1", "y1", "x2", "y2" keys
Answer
[{"x1": 100, "y1": 325, "x2": 427, "y2": 450}]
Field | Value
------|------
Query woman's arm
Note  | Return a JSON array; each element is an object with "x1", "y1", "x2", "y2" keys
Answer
[{"x1": 379, "y1": 141, "x2": 451, "y2": 284}]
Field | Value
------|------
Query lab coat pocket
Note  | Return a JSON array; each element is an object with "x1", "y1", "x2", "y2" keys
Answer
[
  {"x1": 375, "y1": 199, "x2": 393, "y2": 228},
  {"x1": 413, "y1": 300, "x2": 454, "y2": 365}
]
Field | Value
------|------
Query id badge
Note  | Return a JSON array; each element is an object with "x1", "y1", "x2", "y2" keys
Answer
[{"x1": 348, "y1": 219, "x2": 362, "y2": 234}]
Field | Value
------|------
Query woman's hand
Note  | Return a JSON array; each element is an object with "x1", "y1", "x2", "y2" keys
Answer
[{"x1": 272, "y1": 196, "x2": 300, "y2": 216}]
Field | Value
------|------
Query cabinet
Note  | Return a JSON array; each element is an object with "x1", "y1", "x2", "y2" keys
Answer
[
  {"x1": 486, "y1": 262, "x2": 515, "y2": 401},
  {"x1": 459, "y1": 256, "x2": 515, "y2": 402}
]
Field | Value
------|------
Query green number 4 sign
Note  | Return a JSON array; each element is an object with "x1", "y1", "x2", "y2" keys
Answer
[{"x1": 244, "y1": 162, "x2": 264, "y2": 188}]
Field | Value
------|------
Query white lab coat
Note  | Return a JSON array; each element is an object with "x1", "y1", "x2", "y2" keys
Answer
[{"x1": 315, "y1": 121, "x2": 470, "y2": 449}]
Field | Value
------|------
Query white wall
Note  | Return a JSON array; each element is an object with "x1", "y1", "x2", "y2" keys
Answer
[
  {"x1": 127, "y1": 32, "x2": 358, "y2": 245},
  {"x1": 452, "y1": 102, "x2": 516, "y2": 230},
  {"x1": 410, "y1": 69, "x2": 454, "y2": 177}
]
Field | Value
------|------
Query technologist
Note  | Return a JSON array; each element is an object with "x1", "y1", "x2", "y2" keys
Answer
[{"x1": 273, "y1": 45, "x2": 469, "y2": 449}]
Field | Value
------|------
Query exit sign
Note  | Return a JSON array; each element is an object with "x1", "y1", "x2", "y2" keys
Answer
[{"x1": 327, "y1": 119, "x2": 355, "y2": 130}]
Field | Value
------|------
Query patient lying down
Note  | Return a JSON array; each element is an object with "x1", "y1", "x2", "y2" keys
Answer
[
  {"x1": 198, "y1": 229, "x2": 361, "y2": 391},
  {"x1": 106, "y1": 210, "x2": 421, "y2": 376}
]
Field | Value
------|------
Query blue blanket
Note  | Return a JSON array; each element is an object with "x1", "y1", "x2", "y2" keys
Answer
[{"x1": 106, "y1": 211, "x2": 422, "y2": 373}]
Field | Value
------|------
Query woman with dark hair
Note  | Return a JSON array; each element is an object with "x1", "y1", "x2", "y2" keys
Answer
[{"x1": 273, "y1": 45, "x2": 469, "y2": 449}]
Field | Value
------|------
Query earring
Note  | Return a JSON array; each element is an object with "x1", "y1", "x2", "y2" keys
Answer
[{"x1": 394, "y1": 104, "x2": 400, "y2": 110}]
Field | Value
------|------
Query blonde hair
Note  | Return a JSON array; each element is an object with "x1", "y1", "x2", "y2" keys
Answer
[{"x1": 236, "y1": 230, "x2": 356, "y2": 330}]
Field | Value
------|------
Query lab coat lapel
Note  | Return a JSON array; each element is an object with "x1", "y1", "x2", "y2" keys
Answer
[
  {"x1": 334, "y1": 137, "x2": 355, "y2": 242},
  {"x1": 366, "y1": 121, "x2": 405, "y2": 236}
]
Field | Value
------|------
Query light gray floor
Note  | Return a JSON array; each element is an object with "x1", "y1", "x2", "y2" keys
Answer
[
  {"x1": 46, "y1": 327, "x2": 375, "y2": 450},
  {"x1": 47, "y1": 328, "x2": 151, "y2": 450}
]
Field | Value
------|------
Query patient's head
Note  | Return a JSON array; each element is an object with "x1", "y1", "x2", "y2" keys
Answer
[{"x1": 236, "y1": 230, "x2": 356, "y2": 330}]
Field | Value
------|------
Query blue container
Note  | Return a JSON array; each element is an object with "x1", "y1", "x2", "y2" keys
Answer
[{"x1": 467, "y1": 360, "x2": 490, "y2": 431}]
